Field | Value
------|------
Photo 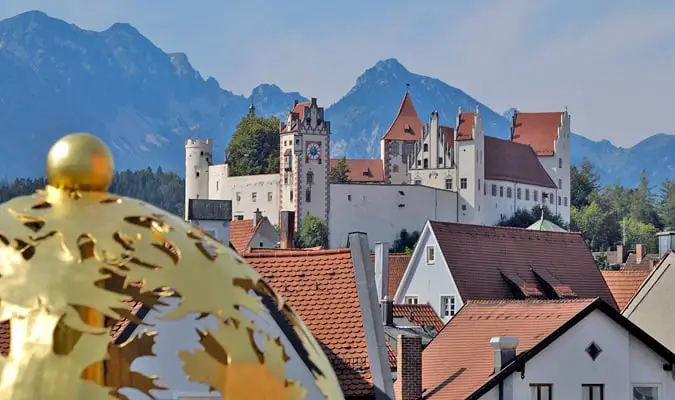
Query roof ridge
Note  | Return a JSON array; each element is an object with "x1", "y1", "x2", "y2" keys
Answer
[
  {"x1": 429, "y1": 220, "x2": 581, "y2": 236},
  {"x1": 465, "y1": 298, "x2": 598, "y2": 305},
  {"x1": 243, "y1": 248, "x2": 352, "y2": 258}
]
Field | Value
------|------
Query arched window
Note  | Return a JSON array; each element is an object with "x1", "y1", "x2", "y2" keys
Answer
[
  {"x1": 305, "y1": 188, "x2": 312, "y2": 203},
  {"x1": 558, "y1": 158, "x2": 563, "y2": 168},
  {"x1": 306, "y1": 171, "x2": 314, "y2": 184}
]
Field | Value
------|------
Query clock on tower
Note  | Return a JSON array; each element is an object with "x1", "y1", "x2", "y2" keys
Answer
[{"x1": 306, "y1": 142, "x2": 321, "y2": 162}]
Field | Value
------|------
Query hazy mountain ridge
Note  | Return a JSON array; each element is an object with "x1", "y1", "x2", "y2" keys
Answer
[{"x1": 0, "y1": 10, "x2": 672, "y2": 188}]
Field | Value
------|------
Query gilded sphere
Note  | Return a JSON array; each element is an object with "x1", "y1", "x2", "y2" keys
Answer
[{"x1": 46, "y1": 133, "x2": 114, "y2": 191}]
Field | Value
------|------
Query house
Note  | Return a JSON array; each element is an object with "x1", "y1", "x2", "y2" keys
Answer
[
  {"x1": 229, "y1": 208, "x2": 280, "y2": 253},
  {"x1": 185, "y1": 198, "x2": 232, "y2": 242},
  {"x1": 602, "y1": 269, "x2": 650, "y2": 311},
  {"x1": 623, "y1": 250, "x2": 675, "y2": 352},
  {"x1": 420, "y1": 298, "x2": 675, "y2": 400},
  {"x1": 394, "y1": 220, "x2": 617, "y2": 321}
]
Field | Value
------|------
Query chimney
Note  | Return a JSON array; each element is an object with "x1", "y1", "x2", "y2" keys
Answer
[
  {"x1": 374, "y1": 242, "x2": 390, "y2": 301},
  {"x1": 253, "y1": 208, "x2": 263, "y2": 226},
  {"x1": 489, "y1": 337, "x2": 519, "y2": 373},
  {"x1": 657, "y1": 231, "x2": 675, "y2": 258},
  {"x1": 279, "y1": 211, "x2": 295, "y2": 249},
  {"x1": 381, "y1": 296, "x2": 394, "y2": 327},
  {"x1": 635, "y1": 244, "x2": 646, "y2": 263},
  {"x1": 394, "y1": 334, "x2": 422, "y2": 400},
  {"x1": 616, "y1": 244, "x2": 626, "y2": 265}
]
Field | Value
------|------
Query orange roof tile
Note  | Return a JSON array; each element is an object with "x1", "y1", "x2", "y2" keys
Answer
[
  {"x1": 244, "y1": 249, "x2": 375, "y2": 397},
  {"x1": 426, "y1": 221, "x2": 618, "y2": 309},
  {"x1": 381, "y1": 92, "x2": 423, "y2": 141},
  {"x1": 602, "y1": 269, "x2": 650, "y2": 311},
  {"x1": 281, "y1": 101, "x2": 312, "y2": 133},
  {"x1": 369, "y1": 253, "x2": 410, "y2": 298},
  {"x1": 484, "y1": 136, "x2": 557, "y2": 188},
  {"x1": 393, "y1": 304, "x2": 444, "y2": 332},
  {"x1": 330, "y1": 159, "x2": 385, "y2": 183},
  {"x1": 456, "y1": 112, "x2": 475, "y2": 141},
  {"x1": 511, "y1": 112, "x2": 563, "y2": 156},
  {"x1": 422, "y1": 299, "x2": 594, "y2": 399},
  {"x1": 229, "y1": 219, "x2": 257, "y2": 254},
  {"x1": 440, "y1": 125, "x2": 455, "y2": 146}
]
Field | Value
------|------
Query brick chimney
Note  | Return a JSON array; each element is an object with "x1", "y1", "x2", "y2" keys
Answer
[
  {"x1": 253, "y1": 208, "x2": 263, "y2": 226},
  {"x1": 616, "y1": 245, "x2": 626, "y2": 265},
  {"x1": 279, "y1": 211, "x2": 295, "y2": 249},
  {"x1": 635, "y1": 243, "x2": 645, "y2": 263},
  {"x1": 394, "y1": 334, "x2": 422, "y2": 400},
  {"x1": 489, "y1": 337, "x2": 519, "y2": 373},
  {"x1": 374, "y1": 242, "x2": 390, "y2": 301}
]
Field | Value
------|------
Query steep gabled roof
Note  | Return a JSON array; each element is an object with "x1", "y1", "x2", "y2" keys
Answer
[
  {"x1": 369, "y1": 252, "x2": 411, "y2": 297},
  {"x1": 484, "y1": 137, "x2": 557, "y2": 188},
  {"x1": 511, "y1": 111, "x2": 564, "y2": 156},
  {"x1": 381, "y1": 92, "x2": 423, "y2": 141},
  {"x1": 330, "y1": 159, "x2": 385, "y2": 183},
  {"x1": 281, "y1": 101, "x2": 312, "y2": 133},
  {"x1": 602, "y1": 269, "x2": 650, "y2": 311},
  {"x1": 244, "y1": 249, "x2": 375, "y2": 398},
  {"x1": 229, "y1": 217, "x2": 273, "y2": 254},
  {"x1": 456, "y1": 112, "x2": 475, "y2": 141},
  {"x1": 392, "y1": 304, "x2": 444, "y2": 332},
  {"x1": 421, "y1": 221, "x2": 617, "y2": 308}
]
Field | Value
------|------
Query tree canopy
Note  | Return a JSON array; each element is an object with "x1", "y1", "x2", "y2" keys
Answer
[
  {"x1": 296, "y1": 216, "x2": 329, "y2": 248},
  {"x1": 329, "y1": 157, "x2": 351, "y2": 184},
  {"x1": 497, "y1": 204, "x2": 568, "y2": 230},
  {"x1": 391, "y1": 229, "x2": 420, "y2": 255},
  {"x1": 224, "y1": 114, "x2": 281, "y2": 176}
]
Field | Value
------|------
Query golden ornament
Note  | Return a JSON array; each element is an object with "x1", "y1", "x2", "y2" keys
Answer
[{"x1": 0, "y1": 133, "x2": 345, "y2": 399}]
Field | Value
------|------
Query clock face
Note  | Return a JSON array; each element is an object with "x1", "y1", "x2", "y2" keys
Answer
[{"x1": 307, "y1": 143, "x2": 321, "y2": 160}]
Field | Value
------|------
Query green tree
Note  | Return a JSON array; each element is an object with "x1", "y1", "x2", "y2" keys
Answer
[
  {"x1": 595, "y1": 252, "x2": 610, "y2": 270},
  {"x1": 296, "y1": 216, "x2": 328, "y2": 248},
  {"x1": 629, "y1": 171, "x2": 660, "y2": 228},
  {"x1": 224, "y1": 114, "x2": 281, "y2": 176},
  {"x1": 497, "y1": 205, "x2": 568, "y2": 230},
  {"x1": 658, "y1": 179, "x2": 675, "y2": 229},
  {"x1": 390, "y1": 229, "x2": 420, "y2": 254},
  {"x1": 329, "y1": 157, "x2": 351, "y2": 184},
  {"x1": 622, "y1": 217, "x2": 659, "y2": 253},
  {"x1": 570, "y1": 199, "x2": 621, "y2": 251},
  {"x1": 570, "y1": 159, "x2": 600, "y2": 209}
]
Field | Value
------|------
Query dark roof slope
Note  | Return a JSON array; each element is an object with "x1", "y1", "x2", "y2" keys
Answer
[{"x1": 484, "y1": 137, "x2": 557, "y2": 188}]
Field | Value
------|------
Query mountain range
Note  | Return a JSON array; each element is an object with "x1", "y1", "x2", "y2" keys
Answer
[{"x1": 0, "y1": 10, "x2": 671, "y2": 188}]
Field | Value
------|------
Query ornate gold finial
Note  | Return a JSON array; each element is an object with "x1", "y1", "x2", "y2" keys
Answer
[{"x1": 46, "y1": 132, "x2": 114, "y2": 192}]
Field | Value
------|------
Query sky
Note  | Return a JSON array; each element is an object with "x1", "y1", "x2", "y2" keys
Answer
[{"x1": 1, "y1": 0, "x2": 675, "y2": 148}]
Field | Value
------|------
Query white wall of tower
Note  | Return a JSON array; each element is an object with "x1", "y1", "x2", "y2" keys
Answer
[{"x1": 184, "y1": 138, "x2": 212, "y2": 218}]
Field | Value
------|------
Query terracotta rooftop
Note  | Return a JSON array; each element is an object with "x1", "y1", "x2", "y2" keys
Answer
[
  {"x1": 381, "y1": 92, "x2": 423, "y2": 141},
  {"x1": 484, "y1": 137, "x2": 557, "y2": 188},
  {"x1": 229, "y1": 218, "x2": 262, "y2": 254},
  {"x1": 456, "y1": 112, "x2": 475, "y2": 141},
  {"x1": 597, "y1": 250, "x2": 657, "y2": 269},
  {"x1": 602, "y1": 269, "x2": 650, "y2": 310},
  {"x1": 422, "y1": 299, "x2": 595, "y2": 399},
  {"x1": 369, "y1": 252, "x2": 411, "y2": 297},
  {"x1": 393, "y1": 304, "x2": 444, "y2": 332},
  {"x1": 244, "y1": 248, "x2": 375, "y2": 397},
  {"x1": 330, "y1": 159, "x2": 385, "y2": 183},
  {"x1": 440, "y1": 126, "x2": 455, "y2": 146},
  {"x1": 419, "y1": 221, "x2": 617, "y2": 308},
  {"x1": 511, "y1": 111, "x2": 564, "y2": 156}
]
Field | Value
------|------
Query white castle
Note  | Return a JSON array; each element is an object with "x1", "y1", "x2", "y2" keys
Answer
[{"x1": 185, "y1": 91, "x2": 571, "y2": 249}]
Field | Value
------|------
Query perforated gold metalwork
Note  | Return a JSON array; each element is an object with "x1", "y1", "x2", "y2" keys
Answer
[{"x1": 0, "y1": 133, "x2": 344, "y2": 399}]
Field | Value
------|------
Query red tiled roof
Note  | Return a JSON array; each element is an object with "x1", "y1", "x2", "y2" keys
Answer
[
  {"x1": 427, "y1": 221, "x2": 618, "y2": 309},
  {"x1": 381, "y1": 92, "x2": 423, "y2": 141},
  {"x1": 244, "y1": 249, "x2": 374, "y2": 397},
  {"x1": 456, "y1": 112, "x2": 474, "y2": 141},
  {"x1": 369, "y1": 253, "x2": 410, "y2": 297},
  {"x1": 511, "y1": 112, "x2": 563, "y2": 156},
  {"x1": 229, "y1": 219, "x2": 258, "y2": 254},
  {"x1": 440, "y1": 126, "x2": 455, "y2": 146},
  {"x1": 422, "y1": 299, "x2": 594, "y2": 399},
  {"x1": 281, "y1": 101, "x2": 312, "y2": 133},
  {"x1": 602, "y1": 269, "x2": 650, "y2": 311},
  {"x1": 392, "y1": 304, "x2": 444, "y2": 332},
  {"x1": 484, "y1": 136, "x2": 557, "y2": 188},
  {"x1": 330, "y1": 159, "x2": 385, "y2": 183}
]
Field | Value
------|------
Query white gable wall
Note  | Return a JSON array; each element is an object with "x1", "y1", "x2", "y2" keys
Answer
[
  {"x1": 393, "y1": 223, "x2": 463, "y2": 322},
  {"x1": 481, "y1": 309, "x2": 675, "y2": 399}
]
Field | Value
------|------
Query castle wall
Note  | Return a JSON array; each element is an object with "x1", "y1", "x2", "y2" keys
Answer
[{"x1": 207, "y1": 169, "x2": 280, "y2": 226}]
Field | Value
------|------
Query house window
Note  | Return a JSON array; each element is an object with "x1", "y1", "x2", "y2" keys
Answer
[
  {"x1": 404, "y1": 296, "x2": 419, "y2": 305},
  {"x1": 393, "y1": 164, "x2": 399, "y2": 173},
  {"x1": 491, "y1": 184, "x2": 497, "y2": 196},
  {"x1": 558, "y1": 178, "x2": 562, "y2": 189},
  {"x1": 417, "y1": 160, "x2": 421, "y2": 166},
  {"x1": 582, "y1": 384, "x2": 604, "y2": 400},
  {"x1": 632, "y1": 385, "x2": 658, "y2": 400},
  {"x1": 307, "y1": 171, "x2": 314, "y2": 184},
  {"x1": 423, "y1": 159, "x2": 429, "y2": 169},
  {"x1": 534, "y1": 190, "x2": 538, "y2": 202},
  {"x1": 438, "y1": 157, "x2": 443, "y2": 165},
  {"x1": 549, "y1": 192, "x2": 554, "y2": 204},
  {"x1": 558, "y1": 157, "x2": 563, "y2": 168},
  {"x1": 507, "y1": 187, "x2": 513, "y2": 198},
  {"x1": 426, "y1": 246, "x2": 435, "y2": 264},
  {"x1": 500, "y1": 186, "x2": 504, "y2": 197},
  {"x1": 414, "y1": 179, "x2": 422, "y2": 185},
  {"x1": 460, "y1": 178, "x2": 467, "y2": 189},
  {"x1": 251, "y1": 192, "x2": 257, "y2": 202},
  {"x1": 423, "y1": 143, "x2": 428, "y2": 152},
  {"x1": 236, "y1": 192, "x2": 241, "y2": 202},
  {"x1": 517, "y1": 188, "x2": 522, "y2": 200},
  {"x1": 305, "y1": 188, "x2": 311, "y2": 202},
  {"x1": 530, "y1": 384, "x2": 552, "y2": 400},
  {"x1": 440, "y1": 296, "x2": 456, "y2": 317},
  {"x1": 558, "y1": 196, "x2": 561, "y2": 205},
  {"x1": 445, "y1": 178, "x2": 453, "y2": 190},
  {"x1": 478, "y1": 179, "x2": 481, "y2": 190}
]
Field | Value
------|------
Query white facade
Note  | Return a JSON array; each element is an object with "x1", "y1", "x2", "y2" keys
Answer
[
  {"x1": 189, "y1": 219, "x2": 230, "y2": 243},
  {"x1": 480, "y1": 310, "x2": 675, "y2": 400},
  {"x1": 328, "y1": 184, "x2": 457, "y2": 249},
  {"x1": 184, "y1": 139, "x2": 212, "y2": 217}
]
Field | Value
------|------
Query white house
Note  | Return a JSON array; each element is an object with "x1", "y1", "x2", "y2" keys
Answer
[
  {"x1": 419, "y1": 298, "x2": 675, "y2": 400},
  {"x1": 393, "y1": 220, "x2": 616, "y2": 322},
  {"x1": 185, "y1": 198, "x2": 231, "y2": 243},
  {"x1": 185, "y1": 92, "x2": 572, "y2": 249}
]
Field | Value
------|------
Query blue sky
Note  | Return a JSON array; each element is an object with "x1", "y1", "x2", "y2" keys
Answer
[{"x1": 2, "y1": 0, "x2": 675, "y2": 147}]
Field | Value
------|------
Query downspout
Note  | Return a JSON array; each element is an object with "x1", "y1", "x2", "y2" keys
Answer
[{"x1": 499, "y1": 381, "x2": 504, "y2": 400}]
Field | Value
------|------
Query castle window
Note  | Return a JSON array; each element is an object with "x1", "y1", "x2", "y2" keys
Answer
[
  {"x1": 252, "y1": 192, "x2": 257, "y2": 202},
  {"x1": 564, "y1": 197, "x2": 568, "y2": 206},
  {"x1": 558, "y1": 179, "x2": 562, "y2": 189},
  {"x1": 445, "y1": 178, "x2": 452, "y2": 190},
  {"x1": 284, "y1": 174, "x2": 288, "y2": 184},
  {"x1": 348, "y1": 194, "x2": 352, "y2": 201},
  {"x1": 507, "y1": 187, "x2": 513, "y2": 198},
  {"x1": 460, "y1": 178, "x2": 467, "y2": 189},
  {"x1": 307, "y1": 171, "x2": 314, "y2": 184},
  {"x1": 517, "y1": 188, "x2": 522, "y2": 200},
  {"x1": 196, "y1": 171, "x2": 200, "y2": 178},
  {"x1": 393, "y1": 164, "x2": 399, "y2": 173},
  {"x1": 200, "y1": 151, "x2": 204, "y2": 156},
  {"x1": 558, "y1": 158, "x2": 563, "y2": 168},
  {"x1": 423, "y1": 159, "x2": 429, "y2": 169},
  {"x1": 417, "y1": 160, "x2": 421, "y2": 166},
  {"x1": 533, "y1": 190, "x2": 538, "y2": 202},
  {"x1": 478, "y1": 179, "x2": 481, "y2": 190},
  {"x1": 216, "y1": 181, "x2": 219, "y2": 192},
  {"x1": 414, "y1": 179, "x2": 422, "y2": 185},
  {"x1": 424, "y1": 143, "x2": 428, "y2": 152},
  {"x1": 558, "y1": 196, "x2": 561, "y2": 206},
  {"x1": 550, "y1": 192, "x2": 554, "y2": 204},
  {"x1": 439, "y1": 157, "x2": 443, "y2": 165},
  {"x1": 391, "y1": 142, "x2": 400, "y2": 156},
  {"x1": 236, "y1": 192, "x2": 241, "y2": 202},
  {"x1": 306, "y1": 188, "x2": 312, "y2": 203},
  {"x1": 290, "y1": 191, "x2": 293, "y2": 202},
  {"x1": 500, "y1": 186, "x2": 504, "y2": 197},
  {"x1": 491, "y1": 184, "x2": 497, "y2": 196},
  {"x1": 267, "y1": 192, "x2": 273, "y2": 202}
]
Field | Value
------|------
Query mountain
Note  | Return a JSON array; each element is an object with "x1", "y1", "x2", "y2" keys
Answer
[{"x1": 0, "y1": 11, "x2": 673, "y2": 188}]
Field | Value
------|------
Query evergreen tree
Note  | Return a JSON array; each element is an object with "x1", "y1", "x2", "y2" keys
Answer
[
  {"x1": 224, "y1": 114, "x2": 281, "y2": 176},
  {"x1": 659, "y1": 179, "x2": 675, "y2": 229},
  {"x1": 570, "y1": 159, "x2": 600, "y2": 209},
  {"x1": 329, "y1": 157, "x2": 351, "y2": 184},
  {"x1": 296, "y1": 216, "x2": 328, "y2": 248}
]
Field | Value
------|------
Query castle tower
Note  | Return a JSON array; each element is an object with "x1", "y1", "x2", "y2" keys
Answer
[
  {"x1": 380, "y1": 89, "x2": 423, "y2": 184},
  {"x1": 279, "y1": 98, "x2": 330, "y2": 234},
  {"x1": 185, "y1": 138, "x2": 213, "y2": 219}
]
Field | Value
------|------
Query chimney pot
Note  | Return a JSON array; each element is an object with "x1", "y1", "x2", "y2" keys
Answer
[
  {"x1": 279, "y1": 211, "x2": 295, "y2": 249},
  {"x1": 394, "y1": 334, "x2": 422, "y2": 400},
  {"x1": 616, "y1": 245, "x2": 626, "y2": 265},
  {"x1": 489, "y1": 337, "x2": 519, "y2": 373},
  {"x1": 253, "y1": 208, "x2": 263, "y2": 225},
  {"x1": 382, "y1": 296, "x2": 394, "y2": 327},
  {"x1": 635, "y1": 243, "x2": 645, "y2": 263}
]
